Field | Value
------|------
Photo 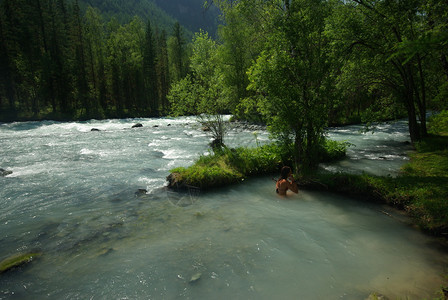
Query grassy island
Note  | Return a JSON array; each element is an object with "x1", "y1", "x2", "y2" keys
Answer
[{"x1": 168, "y1": 138, "x2": 348, "y2": 190}]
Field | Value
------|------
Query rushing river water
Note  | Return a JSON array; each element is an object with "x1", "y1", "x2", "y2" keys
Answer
[{"x1": 0, "y1": 117, "x2": 446, "y2": 299}]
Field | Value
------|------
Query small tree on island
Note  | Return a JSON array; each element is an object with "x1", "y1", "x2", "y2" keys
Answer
[{"x1": 168, "y1": 30, "x2": 231, "y2": 151}]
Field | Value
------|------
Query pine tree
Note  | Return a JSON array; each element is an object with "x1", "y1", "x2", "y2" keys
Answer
[
  {"x1": 157, "y1": 29, "x2": 170, "y2": 113},
  {"x1": 0, "y1": 11, "x2": 17, "y2": 115},
  {"x1": 169, "y1": 22, "x2": 187, "y2": 82},
  {"x1": 71, "y1": 0, "x2": 91, "y2": 117},
  {"x1": 143, "y1": 19, "x2": 159, "y2": 115}
]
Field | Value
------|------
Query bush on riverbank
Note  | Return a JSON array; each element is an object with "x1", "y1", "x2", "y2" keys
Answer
[{"x1": 169, "y1": 139, "x2": 348, "y2": 190}]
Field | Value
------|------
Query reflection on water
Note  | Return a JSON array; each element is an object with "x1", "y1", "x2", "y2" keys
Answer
[{"x1": 0, "y1": 117, "x2": 446, "y2": 299}]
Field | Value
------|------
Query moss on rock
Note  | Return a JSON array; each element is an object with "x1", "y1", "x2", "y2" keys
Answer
[{"x1": 0, "y1": 252, "x2": 42, "y2": 274}]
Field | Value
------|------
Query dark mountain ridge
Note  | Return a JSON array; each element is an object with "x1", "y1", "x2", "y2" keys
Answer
[
  {"x1": 153, "y1": 0, "x2": 220, "y2": 36},
  {"x1": 79, "y1": 0, "x2": 220, "y2": 36}
]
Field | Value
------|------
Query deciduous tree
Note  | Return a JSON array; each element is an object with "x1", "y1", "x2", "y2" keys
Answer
[{"x1": 248, "y1": 0, "x2": 334, "y2": 172}]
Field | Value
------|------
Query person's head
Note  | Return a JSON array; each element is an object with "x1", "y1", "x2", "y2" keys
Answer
[{"x1": 280, "y1": 166, "x2": 291, "y2": 179}]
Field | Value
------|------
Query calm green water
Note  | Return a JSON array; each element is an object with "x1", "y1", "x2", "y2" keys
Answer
[{"x1": 0, "y1": 117, "x2": 446, "y2": 299}]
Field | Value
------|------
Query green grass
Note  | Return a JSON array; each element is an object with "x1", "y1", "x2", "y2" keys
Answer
[
  {"x1": 169, "y1": 138, "x2": 348, "y2": 190},
  {"x1": 170, "y1": 143, "x2": 283, "y2": 189}
]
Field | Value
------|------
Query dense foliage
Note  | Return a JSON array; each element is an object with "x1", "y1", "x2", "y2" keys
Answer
[
  {"x1": 246, "y1": 0, "x2": 334, "y2": 172},
  {"x1": 167, "y1": 0, "x2": 447, "y2": 171}
]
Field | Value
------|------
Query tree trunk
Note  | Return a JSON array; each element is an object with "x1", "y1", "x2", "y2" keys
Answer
[
  {"x1": 0, "y1": 17, "x2": 16, "y2": 112},
  {"x1": 416, "y1": 54, "x2": 427, "y2": 137},
  {"x1": 293, "y1": 132, "x2": 302, "y2": 175},
  {"x1": 404, "y1": 91, "x2": 420, "y2": 143},
  {"x1": 441, "y1": 53, "x2": 448, "y2": 81}
]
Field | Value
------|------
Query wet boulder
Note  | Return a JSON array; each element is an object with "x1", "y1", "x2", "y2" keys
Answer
[
  {"x1": 0, "y1": 168, "x2": 12, "y2": 177},
  {"x1": 91, "y1": 128, "x2": 101, "y2": 132},
  {"x1": 135, "y1": 189, "x2": 148, "y2": 197},
  {"x1": 132, "y1": 123, "x2": 143, "y2": 128}
]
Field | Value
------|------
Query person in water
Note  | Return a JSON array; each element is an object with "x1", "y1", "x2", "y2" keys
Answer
[{"x1": 276, "y1": 166, "x2": 299, "y2": 196}]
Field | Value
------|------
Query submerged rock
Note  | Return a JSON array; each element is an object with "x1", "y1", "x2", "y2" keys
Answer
[
  {"x1": 97, "y1": 248, "x2": 115, "y2": 257},
  {"x1": 0, "y1": 252, "x2": 42, "y2": 274},
  {"x1": 189, "y1": 272, "x2": 202, "y2": 283},
  {"x1": 91, "y1": 128, "x2": 101, "y2": 132},
  {"x1": 0, "y1": 168, "x2": 12, "y2": 177},
  {"x1": 132, "y1": 123, "x2": 143, "y2": 128}
]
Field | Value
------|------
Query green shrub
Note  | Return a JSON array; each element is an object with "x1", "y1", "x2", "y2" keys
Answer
[
  {"x1": 319, "y1": 139, "x2": 351, "y2": 162},
  {"x1": 171, "y1": 164, "x2": 242, "y2": 189},
  {"x1": 428, "y1": 110, "x2": 448, "y2": 135}
]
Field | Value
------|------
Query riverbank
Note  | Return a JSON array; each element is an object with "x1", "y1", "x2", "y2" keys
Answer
[{"x1": 313, "y1": 111, "x2": 448, "y2": 236}]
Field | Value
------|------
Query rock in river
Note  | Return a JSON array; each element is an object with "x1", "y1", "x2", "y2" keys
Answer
[
  {"x1": 135, "y1": 189, "x2": 148, "y2": 197},
  {"x1": 132, "y1": 123, "x2": 143, "y2": 128},
  {"x1": 0, "y1": 252, "x2": 42, "y2": 274},
  {"x1": 0, "y1": 168, "x2": 12, "y2": 177},
  {"x1": 189, "y1": 272, "x2": 202, "y2": 283}
]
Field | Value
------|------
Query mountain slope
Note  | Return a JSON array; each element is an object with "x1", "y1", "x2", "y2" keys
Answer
[
  {"x1": 153, "y1": 0, "x2": 220, "y2": 36},
  {"x1": 79, "y1": 0, "x2": 219, "y2": 37}
]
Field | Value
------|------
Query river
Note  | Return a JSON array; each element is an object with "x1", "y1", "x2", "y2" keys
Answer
[{"x1": 0, "y1": 117, "x2": 446, "y2": 299}]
